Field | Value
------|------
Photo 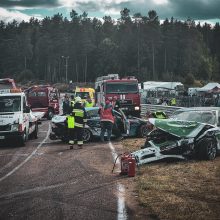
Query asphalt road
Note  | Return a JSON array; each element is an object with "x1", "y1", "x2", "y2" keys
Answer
[{"x1": 0, "y1": 119, "x2": 138, "y2": 220}]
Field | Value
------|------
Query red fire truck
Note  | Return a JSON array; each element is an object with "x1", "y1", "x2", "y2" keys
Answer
[
  {"x1": 95, "y1": 74, "x2": 141, "y2": 116},
  {"x1": 0, "y1": 78, "x2": 17, "y2": 90},
  {"x1": 25, "y1": 85, "x2": 60, "y2": 119}
]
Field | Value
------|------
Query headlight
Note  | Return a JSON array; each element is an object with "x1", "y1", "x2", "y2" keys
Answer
[
  {"x1": 135, "y1": 106, "x2": 140, "y2": 110},
  {"x1": 11, "y1": 124, "x2": 19, "y2": 131}
]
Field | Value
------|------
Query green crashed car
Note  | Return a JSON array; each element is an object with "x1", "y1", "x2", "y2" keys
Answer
[{"x1": 132, "y1": 108, "x2": 220, "y2": 165}]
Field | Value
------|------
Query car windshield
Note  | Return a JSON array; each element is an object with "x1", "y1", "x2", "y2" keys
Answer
[
  {"x1": 106, "y1": 82, "x2": 138, "y2": 94},
  {"x1": 75, "y1": 92, "x2": 90, "y2": 99},
  {"x1": 171, "y1": 111, "x2": 216, "y2": 125},
  {"x1": 0, "y1": 96, "x2": 21, "y2": 112}
]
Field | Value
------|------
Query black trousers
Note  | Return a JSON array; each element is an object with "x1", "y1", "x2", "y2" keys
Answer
[
  {"x1": 74, "y1": 126, "x2": 84, "y2": 145},
  {"x1": 68, "y1": 128, "x2": 75, "y2": 141}
]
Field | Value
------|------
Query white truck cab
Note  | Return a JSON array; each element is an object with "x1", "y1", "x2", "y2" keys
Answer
[{"x1": 0, "y1": 89, "x2": 38, "y2": 146}]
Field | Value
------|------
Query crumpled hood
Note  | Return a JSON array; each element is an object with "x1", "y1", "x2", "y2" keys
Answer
[
  {"x1": 149, "y1": 118, "x2": 209, "y2": 138},
  {"x1": 52, "y1": 115, "x2": 66, "y2": 123},
  {"x1": 0, "y1": 112, "x2": 20, "y2": 125}
]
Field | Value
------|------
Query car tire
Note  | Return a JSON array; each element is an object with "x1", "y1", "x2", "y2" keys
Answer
[
  {"x1": 197, "y1": 138, "x2": 217, "y2": 160},
  {"x1": 138, "y1": 124, "x2": 149, "y2": 138},
  {"x1": 83, "y1": 128, "x2": 92, "y2": 142}
]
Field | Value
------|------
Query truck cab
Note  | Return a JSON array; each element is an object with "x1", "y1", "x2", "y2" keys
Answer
[
  {"x1": 26, "y1": 85, "x2": 60, "y2": 119},
  {"x1": 0, "y1": 89, "x2": 38, "y2": 146},
  {"x1": 75, "y1": 87, "x2": 95, "y2": 106}
]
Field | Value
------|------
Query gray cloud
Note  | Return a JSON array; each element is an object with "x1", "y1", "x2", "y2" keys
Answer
[
  {"x1": 0, "y1": 0, "x2": 60, "y2": 8},
  {"x1": 169, "y1": 0, "x2": 220, "y2": 19},
  {"x1": 105, "y1": 0, "x2": 220, "y2": 20},
  {"x1": 0, "y1": 0, "x2": 219, "y2": 20}
]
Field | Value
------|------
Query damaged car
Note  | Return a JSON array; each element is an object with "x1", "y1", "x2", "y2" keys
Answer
[
  {"x1": 49, "y1": 107, "x2": 149, "y2": 142},
  {"x1": 132, "y1": 108, "x2": 220, "y2": 165}
]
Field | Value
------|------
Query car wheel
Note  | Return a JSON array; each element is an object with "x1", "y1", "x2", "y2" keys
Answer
[
  {"x1": 138, "y1": 124, "x2": 149, "y2": 138},
  {"x1": 197, "y1": 138, "x2": 217, "y2": 160},
  {"x1": 83, "y1": 128, "x2": 92, "y2": 142}
]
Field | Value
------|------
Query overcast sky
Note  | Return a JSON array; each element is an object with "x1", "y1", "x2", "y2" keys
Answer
[{"x1": 0, "y1": 0, "x2": 220, "y2": 24}]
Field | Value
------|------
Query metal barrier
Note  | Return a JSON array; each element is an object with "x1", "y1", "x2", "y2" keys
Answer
[{"x1": 141, "y1": 104, "x2": 182, "y2": 117}]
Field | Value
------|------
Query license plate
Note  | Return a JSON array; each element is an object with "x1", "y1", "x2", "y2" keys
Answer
[{"x1": 0, "y1": 136, "x2": 5, "y2": 139}]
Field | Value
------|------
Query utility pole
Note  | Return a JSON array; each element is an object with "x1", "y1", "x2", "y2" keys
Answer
[{"x1": 62, "y1": 56, "x2": 69, "y2": 83}]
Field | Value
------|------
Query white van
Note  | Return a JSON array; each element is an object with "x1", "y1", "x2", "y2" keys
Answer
[{"x1": 0, "y1": 89, "x2": 39, "y2": 146}]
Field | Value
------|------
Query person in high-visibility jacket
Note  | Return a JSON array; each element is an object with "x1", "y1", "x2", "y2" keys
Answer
[
  {"x1": 84, "y1": 96, "x2": 94, "y2": 107},
  {"x1": 72, "y1": 96, "x2": 87, "y2": 148},
  {"x1": 170, "y1": 97, "x2": 176, "y2": 106},
  {"x1": 152, "y1": 111, "x2": 167, "y2": 119},
  {"x1": 67, "y1": 113, "x2": 75, "y2": 148}
]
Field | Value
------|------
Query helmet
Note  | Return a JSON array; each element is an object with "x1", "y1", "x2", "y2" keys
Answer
[{"x1": 75, "y1": 96, "x2": 82, "y2": 103}]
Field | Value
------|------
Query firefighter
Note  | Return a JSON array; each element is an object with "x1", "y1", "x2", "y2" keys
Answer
[
  {"x1": 72, "y1": 96, "x2": 87, "y2": 148},
  {"x1": 84, "y1": 96, "x2": 94, "y2": 107},
  {"x1": 67, "y1": 113, "x2": 75, "y2": 149},
  {"x1": 62, "y1": 94, "x2": 70, "y2": 115},
  {"x1": 69, "y1": 95, "x2": 75, "y2": 111},
  {"x1": 98, "y1": 99, "x2": 115, "y2": 142}
]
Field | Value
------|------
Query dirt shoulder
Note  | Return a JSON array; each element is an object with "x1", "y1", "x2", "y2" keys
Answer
[{"x1": 121, "y1": 138, "x2": 220, "y2": 220}]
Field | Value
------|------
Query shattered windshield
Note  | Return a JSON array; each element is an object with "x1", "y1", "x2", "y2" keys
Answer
[
  {"x1": 172, "y1": 111, "x2": 216, "y2": 125},
  {"x1": 106, "y1": 82, "x2": 138, "y2": 94},
  {"x1": 0, "y1": 96, "x2": 21, "y2": 112}
]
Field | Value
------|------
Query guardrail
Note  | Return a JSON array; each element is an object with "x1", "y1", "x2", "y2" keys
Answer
[{"x1": 141, "y1": 104, "x2": 182, "y2": 117}]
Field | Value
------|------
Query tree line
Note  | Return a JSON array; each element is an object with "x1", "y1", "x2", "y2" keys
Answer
[{"x1": 0, "y1": 8, "x2": 220, "y2": 85}]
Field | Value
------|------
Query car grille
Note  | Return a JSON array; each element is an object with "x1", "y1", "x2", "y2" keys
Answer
[{"x1": 0, "y1": 125, "x2": 11, "y2": 131}]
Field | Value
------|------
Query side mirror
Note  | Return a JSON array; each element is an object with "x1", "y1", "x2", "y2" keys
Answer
[{"x1": 24, "y1": 106, "x2": 30, "y2": 113}]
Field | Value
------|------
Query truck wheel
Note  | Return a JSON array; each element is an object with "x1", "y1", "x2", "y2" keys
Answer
[
  {"x1": 196, "y1": 138, "x2": 217, "y2": 160},
  {"x1": 47, "y1": 109, "x2": 54, "y2": 120},
  {"x1": 18, "y1": 130, "x2": 28, "y2": 146}
]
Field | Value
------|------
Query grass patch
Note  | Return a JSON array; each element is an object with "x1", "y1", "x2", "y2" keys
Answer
[{"x1": 122, "y1": 138, "x2": 220, "y2": 220}]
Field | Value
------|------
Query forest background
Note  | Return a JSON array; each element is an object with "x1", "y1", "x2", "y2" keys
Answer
[{"x1": 0, "y1": 8, "x2": 220, "y2": 87}]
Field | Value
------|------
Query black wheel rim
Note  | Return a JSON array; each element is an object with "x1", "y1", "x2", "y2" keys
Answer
[
  {"x1": 207, "y1": 142, "x2": 217, "y2": 160},
  {"x1": 141, "y1": 126, "x2": 148, "y2": 137},
  {"x1": 83, "y1": 129, "x2": 91, "y2": 142}
]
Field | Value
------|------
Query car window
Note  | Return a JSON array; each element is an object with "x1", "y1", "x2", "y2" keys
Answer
[{"x1": 86, "y1": 108, "x2": 99, "y2": 119}]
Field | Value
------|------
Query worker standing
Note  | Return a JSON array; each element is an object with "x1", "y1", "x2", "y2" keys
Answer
[
  {"x1": 69, "y1": 95, "x2": 75, "y2": 111},
  {"x1": 62, "y1": 94, "x2": 70, "y2": 115},
  {"x1": 84, "y1": 96, "x2": 94, "y2": 107},
  {"x1": 67, "y1": 113, "x2": 75, "y2": 149},
  {"x1": 72, "y1": 97, "x2": 87, "y2": 148},
  {"x1": 99, "y1": 99, "x2": 115, "y2": 142}
]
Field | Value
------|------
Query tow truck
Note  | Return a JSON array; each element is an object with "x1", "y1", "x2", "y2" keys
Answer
[{"x1": 0, "y1": 88, "x2": 41, "y2": 146}]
